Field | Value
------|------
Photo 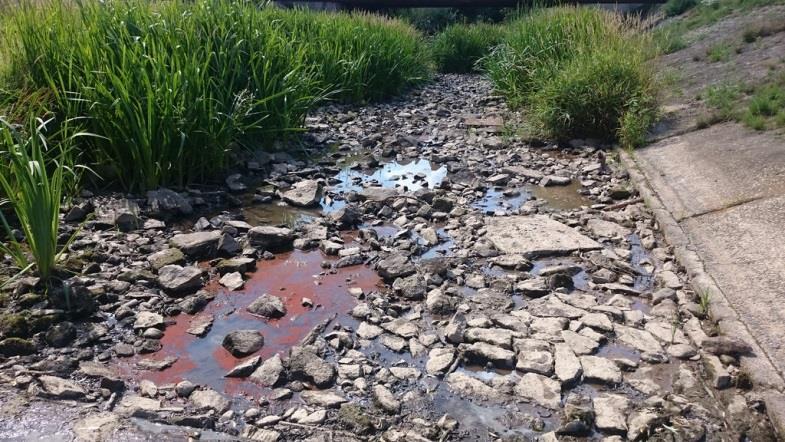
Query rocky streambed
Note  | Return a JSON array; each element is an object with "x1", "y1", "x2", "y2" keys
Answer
[{"x1": 0, "y1": 75, "x2": 775, "y2": 441}]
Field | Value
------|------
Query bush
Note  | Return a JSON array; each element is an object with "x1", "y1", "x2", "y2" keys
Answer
[
  {"x1": 7, "y1": 1, "x2": 429, "y2": 191},
  {"x1": 430, "y1": 23, "x2": 505, "y2": 73},
  {"x1": 0, "y1": 117, "x2": 82, "y2": 280},
  {"x1": 393, "y1": 7, "x2": 510, "y2": 34},
  {"x1": 482, "y1": 6, "x2": 657, "y2": 147},
  {"x1": 531, "y1": 49, "x2": 656, "y2": 143},
  {"x1": 263, "y1": 8, "x2": 430, "y2": 103},
  {"x1": 664, "y1": 0, "x2": 698, "y2": 17}
]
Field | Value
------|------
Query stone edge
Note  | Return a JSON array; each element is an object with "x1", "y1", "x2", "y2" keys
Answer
[{"x1": 619, "y1": 149, "x2": 785, "y2": 437}]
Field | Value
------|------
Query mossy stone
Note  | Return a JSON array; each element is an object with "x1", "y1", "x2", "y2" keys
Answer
[
  {"x1": 337, "y1": 404, "x2": 375, "y2": 435},
  {"x1": 0, "y1": 313, "x2": 29, "y2": 338},
  {"x1": 0, "y1": 337, "x2": 36, "y2": 356}
]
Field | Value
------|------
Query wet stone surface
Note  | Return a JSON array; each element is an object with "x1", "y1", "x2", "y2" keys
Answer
[{"x1": 0, "y1": 74, "x2": 775, "y2": 441}]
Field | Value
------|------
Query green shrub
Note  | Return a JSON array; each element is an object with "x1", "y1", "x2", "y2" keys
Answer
[
  {"x1": 743, "y1": 82, "x2": 785, "y2": 130},
  {"x1": 531, "y1": 48, "x2": 656, "y2": 143},
  {"x1": 0, "y1": 117, "x2": 82, "y2": 280},
  {"x1": 704, "y1": 82, "x2": 742, "y2": 121},
  {"x1": 483, "y1": 6, "x2": 657, "y2": 146},
  {"x1": 664, "y1": 0, "x2": 698, "y2": 16},
  {"x1": 706, "y1": 43, "x2": 733, "y2": 62},
  {"x1": 8, "y1": 1, "x2": 429, "y2": 191},
  {"x1": 262, "y1": 8, "x2": 430, "y2": 103},
  {"x1": 393, "y1": 7, "x2": 510, "y2": 34},
  {"x1": 654, "y1": 28, "x2": 688, "y2": 54},
  {"x1": 430, "y1": 23, "x2": 505, "y2": 73}
]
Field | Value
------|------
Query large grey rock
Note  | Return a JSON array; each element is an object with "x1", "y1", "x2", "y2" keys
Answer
[
  {"x1": 392, "y1": 274, "x2": 426, "y2": 300},
  {"x1": 701, "y1": 336, "x2": 753, "y2": 356},
  {"x1": 446, "y1": 372, "x2": 500, "y2": 402},
  {"x1": 554, "y1": 343, "x2": 582, "y2": 385},
  {"x1": 169, "y1": 231, "x2": 222, "y2": 258},
  {"x1": 465, "y1": 327, "x2": 514, "y2": 349},
  {"x1": 147, "y1": 188, "x2": 193, "y2": 217},
  {"x1": 586, "y1": 219, "x2": 631, "y2": 239},
  {"x1": 580, "y1": 356, "x2": 622, "y2": 384},
  {"x1": 247, "y1": 294, "x2": 287, "y2": 318},
  {"x1": 147, "y1": 248, "x2": 185, "y2": 270},
  {"x1": 222, "y1": 330, "x2": 264, "y2": 357},
  {"x1": 513, "y1": 373, "x2": 562, "y2": 409},
  {"x1": 373, "y1": 384, "x2": 400, "y2": 413},
  {"x1": 515, "y1": 340, "x2": 554, "y2": 375},
  {"x1": 359, "y1": 187, "x2": 399, "y2": 202},
  {"x1": 300, "y1": 390, "x2": 347, "y2": 408},
  {"x1": 38, "y1": 375, "x2": 86, "y2": 399},
  {"x1": 282, "y1": 180, "x2": 322, "y2": 207},
  {"x1": 593, "y1": 394, "x2": 630, "y2": 433},
  {"x1": 287, "y1": 346, "x2": 336, "y2": 388},
  {"x1": 95, "y1": 199, "x2": 140, "y2": 232},
  {"x1": 219, "y1": 272, "x2": 244, "y2": 291},
  {"x1": 381, "y1": 318, "x2": 419, "y2": 339},
  {"x1": 133, "y1": 312, "x2": 165, "y2": 330},
  {"x1": 561, "y1": 330, "x2": 599, "y2": 355},
  {"x1": 116, "y1": 395, "x2": 162, "y2": 417},
  {"x1": 158, "y1": 265, "x2": 204, "y2": 295},
  {"x1": 615, "y1": 325, "x2": 663, "y2": 355},
  {"x1": 72, "y1": 412, "x2": 121, "y2": 442},
  {"x1": 460, "y1": 342, "x2": 515, "y2": 368},
  {"x1": 45, "y1": 322, "x2": 77, "y2": 347},
  {"x1": 77, "y1": 361, "x2": 124, "y2": 391},
  {"x1": 528, "y1": 296, "x2": 586, "y2": 319},
  {"x1": 426, "y1": 347, "x2": 455, "y2": 375},
  {"x1": 377, "y1": 254, "x2": 416, "y2": 281},
  {"x1": 190, "y1": 388, "x2": 230, "y2": 413},
  {"x1": 250, "y1": 354, "x2": 285, "y2": 386},
  {"x1": 225, "y1": 355, "x2": 261, "y2": 378},
  {"x1": 248, "y1": 226, "x2": 294, "y2": 252},
  {"x1": 485, "y1": 215, "x2": 602, "y2": 258}
]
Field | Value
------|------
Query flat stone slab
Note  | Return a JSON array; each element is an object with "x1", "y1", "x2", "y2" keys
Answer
[{"x1": 485, "y1": 216, "x2": 601, "y2": 258}]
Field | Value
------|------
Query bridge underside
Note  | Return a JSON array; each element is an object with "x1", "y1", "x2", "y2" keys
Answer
[{"x1": 276, "y1": 0, "x2": 662, "y2": 8}]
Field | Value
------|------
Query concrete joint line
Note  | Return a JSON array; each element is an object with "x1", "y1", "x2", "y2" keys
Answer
[{"x1": 619, "y1": 149, "x2": 785, "y2": 436}]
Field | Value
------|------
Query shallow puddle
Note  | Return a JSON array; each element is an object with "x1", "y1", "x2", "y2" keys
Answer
[
  {"x1": 629, "y1": 234, "x2": 654, "y2": 291},
  {"x1": 120, "y1": 247, "x2": 381, "y2": 397},
  {"x1": 531, "y1": 182, "x2": 592, "y2": 211},
  {"x1": 530, "y1": 258, "x2": 590, "y2": 291},
  {"x1": 473, "y1": 187, "x2": 531, "y2": 215},
  {"x1": 324, "y1": 158, "x2": 447, "y2": 212},
  {"x1": 241, "y1": 203, "x2": 320, "y2": 228}
]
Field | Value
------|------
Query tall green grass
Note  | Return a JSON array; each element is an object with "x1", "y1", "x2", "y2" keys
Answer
[
  {"x1": 482, "y1": 7, "x2": 657, "y2": 147},
  {"x1": 7, "y1": 1, "x2": 429, "y2": 191},
  {"x1": 262, "y1": 8, "x2": 430, "y2": 103},
  {"x1": 430, "y1": 23, "x2": 506, "y2": 73},
  {"x1": 0, "y1": 117, "x2": 83, "y2": 280}
]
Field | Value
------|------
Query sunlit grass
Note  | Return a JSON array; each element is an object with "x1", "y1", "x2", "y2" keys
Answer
[
  {"x1": 482, "y1": 6, "x2": 657, "y2": 148},
  {"x1": 430, "y1": 23, "x2": 505, "y2": 73},
  {"x1": 6, "y1": 1, "x2": 429, "y2": 191}
]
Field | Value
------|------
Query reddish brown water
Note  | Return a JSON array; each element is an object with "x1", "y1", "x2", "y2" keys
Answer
[{"x1": 120, "y1": 246, "x2": 381, "y2": 398}]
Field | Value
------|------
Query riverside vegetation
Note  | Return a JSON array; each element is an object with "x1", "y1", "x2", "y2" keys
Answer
[
  {"x1": 0, "y1": 1, "x2": 778, "y2": 440},
  {"x1": 0, "y1": 2, "x2": 658, "y2": 281}
]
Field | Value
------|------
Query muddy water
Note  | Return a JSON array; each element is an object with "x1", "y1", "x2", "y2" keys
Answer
[
  {"x1": 531, "y1": 181, "x2": 592, "y2": 211},
  {"x1": 473, "y1": 187, "x2": 531, "y2": 214},
  {"x1": 121, "y1": 246, "x2": 381, "y2": 398},
  {"x1": 241, "y1": 203, "x2": 320, "y2": 228}
]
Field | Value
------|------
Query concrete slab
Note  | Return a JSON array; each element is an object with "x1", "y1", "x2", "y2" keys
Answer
[
  {"x1": 682, "y1": 195, "x2": 785, "y2": 375},
  {"x1": 484, "y1": 215, "x2": 602, "y2": 258},
  {"x1": 636, "y1": 123, "x2": 785, "y2": 220}
]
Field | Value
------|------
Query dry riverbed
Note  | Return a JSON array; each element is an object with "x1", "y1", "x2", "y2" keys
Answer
[{"x1": 0, "y1": 75, "x2": 775, "y2": 441}]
